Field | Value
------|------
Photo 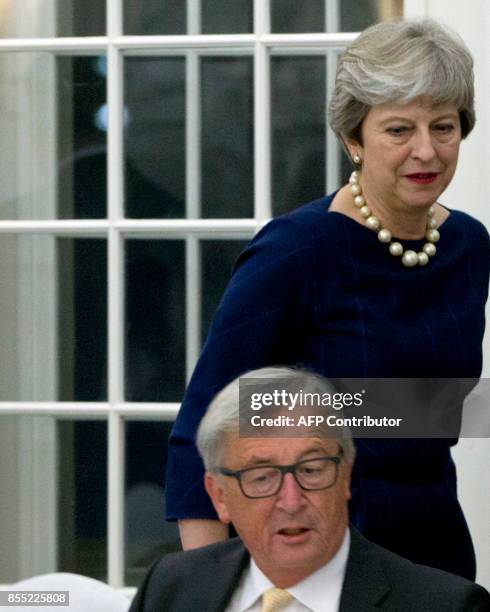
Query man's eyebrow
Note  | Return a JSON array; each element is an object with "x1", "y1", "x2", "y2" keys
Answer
[
  {"x1": 243, "y1": 445, "x2": 331, "y2": 466},
  {"x1": 297, "y1": 445, "x2": 334, "y2": 459},
  {"x1": 243, "y1": 455, "x2": 275, "y2": 466}
]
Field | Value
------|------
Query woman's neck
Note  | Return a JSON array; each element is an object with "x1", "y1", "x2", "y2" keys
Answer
[
  {"x1": 329, "y1": 184, "x2": 448, "y2": 240},
  {"x1": 360, "y1": 183, "x2": 429, "y2": 240}
]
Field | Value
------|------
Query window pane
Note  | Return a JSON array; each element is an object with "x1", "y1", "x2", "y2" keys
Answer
[
  {"x1": 340, "y1": 0, "x2": 403, "y2": 31},
  {"x1": 0, "y1": 416, "x2": 106, "y2": 583},
  {"x1": 201, "y1": 58, "x2": 254, "y2": 218},
  {"x1": 271, "y1": 0, "x2": 324, "y2": 33},
  {"x1": 271, "y1": 0, "x2": 403, "y2": 32},
  {"x1": 58, "y1": 239, "x2": 108, "y2": 401},
  {"x1": 124, "y1": 0, "x2": 186, "y2": 35},
  {"x1": 0, "y1": 1, "x2": 105, "y2": 37},
  {"x1": 58, "y1": 420, "x2": 107, "y2": 580},
  {"x1": 59, "y1": 56, "x2": 108, "y2": 219},
  {"x1": 0, "y1": 54, "x2": 107, "y2": 220},
  {"x1": 202, "y1": 0, "x2": 253, "y2": 33},
  {"x1": 125, "y1": 240, "x2": 186, "y2": 401},
  {"x1": 0, "y1": 236, "x2": 107, "y2": 402},
  {"x1": 125, "y1": 421, "x2": 180, "y2": 586},
  {"x1": 0, "y1": 416, "x2": 55, "y2": 582},
  {"x1": 124, "y1": 57, "x2": 186, "y2": 219},
  {"x1": 201, "y1": 240, "x2": 248, "y2": 344},
  {"x1": 271, "y1": 57, "x2": 326, "y2": 217}
]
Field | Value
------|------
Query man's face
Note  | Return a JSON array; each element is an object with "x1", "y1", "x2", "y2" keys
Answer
[{"x1": 205, "y1": 435, "x2": 352, "y2": 587}]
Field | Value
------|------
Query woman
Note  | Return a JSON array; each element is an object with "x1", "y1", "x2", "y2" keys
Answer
[{"x1": 166, "y1": 19, "x2": 489, "y2": 580}]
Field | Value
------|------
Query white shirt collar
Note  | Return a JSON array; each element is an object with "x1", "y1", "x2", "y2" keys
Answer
[{"x1": 235, "y1": 528, "x2": 350, "y2": 612}]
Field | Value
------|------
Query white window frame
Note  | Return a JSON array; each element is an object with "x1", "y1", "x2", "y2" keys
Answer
[{"x1": 0, "y1": 0, "x2": 356, "y2": 589}]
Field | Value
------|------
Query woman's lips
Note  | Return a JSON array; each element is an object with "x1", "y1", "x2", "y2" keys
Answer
[{"x1": 405, "y1": 172, "x2": 439, "y2": 184}]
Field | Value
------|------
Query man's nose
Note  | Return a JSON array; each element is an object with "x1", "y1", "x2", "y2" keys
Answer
[
  {"x1": 275, "y1": 473, "x2": 305, "y2": 513},
  {"x1": 411, "y1": 129, "x2": 436, "y2": 162}
]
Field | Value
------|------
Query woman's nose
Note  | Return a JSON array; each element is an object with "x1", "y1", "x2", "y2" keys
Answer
[{"x1": 411, "y1": 129, "x2": 437, "y2": 162}]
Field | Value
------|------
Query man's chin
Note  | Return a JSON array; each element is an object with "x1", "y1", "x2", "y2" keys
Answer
[
  {"x1": 260, "y1": 547, "x2": 328, "y2": 588},
  {"x1": 270, "y1": 538, "x2": 327, "y2": 570}
]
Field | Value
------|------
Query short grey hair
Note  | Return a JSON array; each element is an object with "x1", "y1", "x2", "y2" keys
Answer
[
  {"x1": 196, "y1": 366, "x2": 355, "y2": 471},
  {"x1": 328, "y1": 18, "x2": 475, "y2": 144}
]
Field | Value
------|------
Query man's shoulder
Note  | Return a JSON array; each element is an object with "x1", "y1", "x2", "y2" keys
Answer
[
  {"x1": 129, "y1": 539, "x2": 249, "y2": 612},
  {"x1": 347, "y1": 528, "x2": 490, "y2": 610},
  {"x1": 151, "y1": 537, "x2": 247, "y2": 577}
]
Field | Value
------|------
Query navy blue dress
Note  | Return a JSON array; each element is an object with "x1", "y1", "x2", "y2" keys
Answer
[{"x1": 166, "y1": 193, "x2": 489, "y2": 580}]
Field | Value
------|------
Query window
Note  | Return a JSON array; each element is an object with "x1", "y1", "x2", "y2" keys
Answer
[{"x1": 0, "y1": 0, "x2": 403, "y2": 591}]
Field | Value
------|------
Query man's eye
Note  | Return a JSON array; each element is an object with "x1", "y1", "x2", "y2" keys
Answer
[
  {"x1": 249, "y1": 471, "x2": 274, "y2": 484},
  {"x1": 299, "y1": 465, "x2": 324, "y2": 476}
]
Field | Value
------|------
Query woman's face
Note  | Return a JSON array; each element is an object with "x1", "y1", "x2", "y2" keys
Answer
[{"x1": 349, "y1": 96, "x2": 461, "y2": 213}]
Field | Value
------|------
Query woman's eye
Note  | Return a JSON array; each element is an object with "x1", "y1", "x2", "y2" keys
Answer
[
  {"x1": 386, "y1": 126, "x2": 409, "y2": 136},
  {"x1": 434, "y1": 124, "x2": 454, "y2": 134}
]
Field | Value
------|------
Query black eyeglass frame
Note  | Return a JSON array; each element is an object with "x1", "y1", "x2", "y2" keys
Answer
[{"x1": 217, "y1": 447, "x2": 344, "y2": 499}]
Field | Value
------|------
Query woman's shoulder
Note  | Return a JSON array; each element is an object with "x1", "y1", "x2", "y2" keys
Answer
[
  {"x1": 255, "y1": 192, "x2": 343, "y2": 247},
  {"x1": 441, "y1": 209, "x2": 489, "y2": 282},
  {"x1": 233, "y1": 194, "x2": 342, "y2": 280},
  {"x1": 445, "y1": 208, "x2": 489, "y2": 244}
]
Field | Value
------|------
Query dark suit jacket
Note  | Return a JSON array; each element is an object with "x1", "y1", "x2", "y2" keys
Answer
[{"x1": 129, "y1": 529, "x2": 490, "y2": 612}]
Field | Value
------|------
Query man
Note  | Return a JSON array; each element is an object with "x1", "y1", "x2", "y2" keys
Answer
[{"x1": 130, "y1": 368, "x2": 490, "y2": 612}]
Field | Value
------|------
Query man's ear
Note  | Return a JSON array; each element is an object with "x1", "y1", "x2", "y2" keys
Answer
[
  {"x1": 343, "y1": 459, "x2": 353, "y2": 502},
  {"x1": 204, "y1": 472, "x2": 232, "y2": 524}
]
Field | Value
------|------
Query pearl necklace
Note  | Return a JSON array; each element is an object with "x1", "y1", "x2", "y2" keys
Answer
[{"x1": 349, "y1": 171, "x2": 440, "y2": 267}]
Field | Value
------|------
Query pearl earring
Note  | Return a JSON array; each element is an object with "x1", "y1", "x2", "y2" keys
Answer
[{"x1": 353, "y1": 154, "x2": 361, "y2": 164}]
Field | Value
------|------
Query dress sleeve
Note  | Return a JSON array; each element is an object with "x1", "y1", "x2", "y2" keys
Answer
[{"x1": 165, "y1": 215, "x2": 313, "y2": 519}]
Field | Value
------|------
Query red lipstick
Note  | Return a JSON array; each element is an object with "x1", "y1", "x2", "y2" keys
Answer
[{"x1": 405, "y1": 173, "x2": 438, "y2": 184}]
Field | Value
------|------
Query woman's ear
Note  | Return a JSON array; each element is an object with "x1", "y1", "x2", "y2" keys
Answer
[{"x1": 342, "y1": 135, "x2": 362, "y2": 164}]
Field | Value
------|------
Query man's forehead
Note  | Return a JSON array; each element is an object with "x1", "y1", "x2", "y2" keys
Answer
[{"x1": 223, "y1": 435, "x2": 338, "y2": 466}]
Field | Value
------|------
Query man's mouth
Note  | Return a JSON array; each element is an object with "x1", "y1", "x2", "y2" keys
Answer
[{"x1": 278, "y1": 527, "x2": 310, "y2": 536}]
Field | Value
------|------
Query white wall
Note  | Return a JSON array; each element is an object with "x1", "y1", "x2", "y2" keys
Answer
[{"x1": 405, "y1": 0, "x2": 490, "y2": 589}]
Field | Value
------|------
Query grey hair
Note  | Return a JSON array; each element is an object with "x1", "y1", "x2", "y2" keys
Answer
[
  {"x1": 328, "y1": 18, "x2": 475, "y2": 145},
  {"x1": 196, "y1": 366, "x2": 355, "y2": 471}
]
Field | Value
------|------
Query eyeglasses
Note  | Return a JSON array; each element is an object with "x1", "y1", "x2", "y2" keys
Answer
[{"x1": 217, "y1": 448, "x2": 344, "y2": 499}]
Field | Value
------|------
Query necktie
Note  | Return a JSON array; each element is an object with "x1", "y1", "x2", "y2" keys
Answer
[{"x1": 261, "y1": 587, "x2": 294, "y2": 612}]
